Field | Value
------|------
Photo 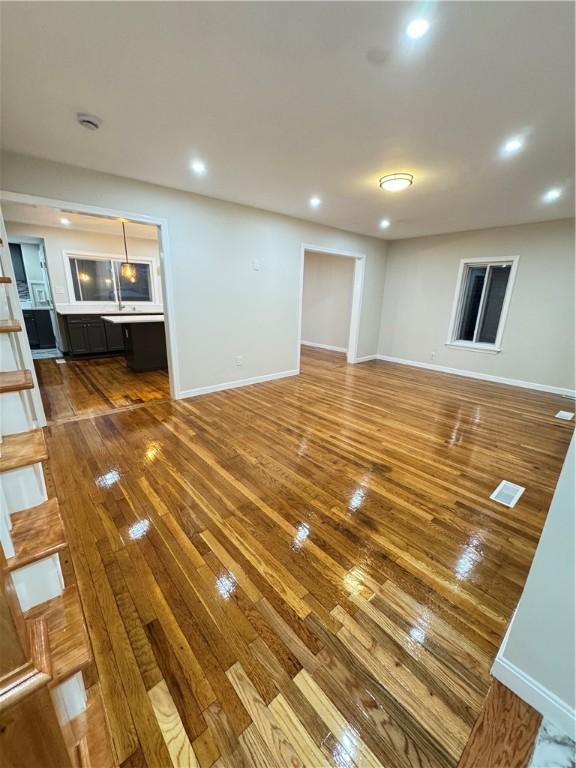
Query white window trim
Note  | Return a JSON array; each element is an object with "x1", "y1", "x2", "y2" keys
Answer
[
  {"x1": 446, "y1": 255, "x2": 519, "y2": 353},
  {"x1": 63, "y1": 249, "x2": 159, "y2": 305}
]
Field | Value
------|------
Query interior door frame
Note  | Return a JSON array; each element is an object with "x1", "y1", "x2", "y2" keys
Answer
[
  {"x1": 0, "y1": 190, "x2": 180, "y2": 400},
  {"x1": 297, "y1": 244, "x2": 366, "y2": 371}
]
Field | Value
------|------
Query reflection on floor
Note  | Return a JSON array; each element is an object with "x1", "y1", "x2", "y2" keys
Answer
[
  {"x1": 44, "y1": 348, "x2": 573, "y2": 767},
  {"x1": 34, "y1": 355, "x2": 170, "y2": 424}
]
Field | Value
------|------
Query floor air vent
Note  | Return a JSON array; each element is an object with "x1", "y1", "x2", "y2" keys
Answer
[
  {"x1": 555, "y1": 410, "x2": 575, "y2": 421},
  {"x1": 490, "y1": 480, "x2": 525, "y2": 508}
]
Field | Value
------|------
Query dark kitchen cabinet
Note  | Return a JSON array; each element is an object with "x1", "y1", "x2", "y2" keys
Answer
[
  {"x1": 66, "y1": 316, "x2": 108, "y2": 355},
  {"x1": 67, "y1": 321, "x2": 91, "y2": 354},
  {"x1": 104, "y1": 321, "x2": 125, "y2": 352},
  {"x1": 23, "y1": 310, "x2": 55, "y2": 349}
]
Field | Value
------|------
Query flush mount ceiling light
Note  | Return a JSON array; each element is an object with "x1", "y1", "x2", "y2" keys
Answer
[
  {"x1": 309, "y1": 196, "x2": 322, "y2": 208},
  {"x1": 406, "y1": 18, "x2": 430, "y2": 39},
  {"x1": 379, "y1": 219, "x2": 391, "y2": 229},
  {"x1": 77, "y1": 112, "x2": 102, "y2": 130},
  {"x1": 191, "y1": 159, "x2": 207, "y2": 176},
  {"x1": 542, "y1": 187, "x2": 562, "y2": 203},
  {"x1": 379, "y1": 173, "x2": 413, "y2": 192},
  {"x1": 60, "y1": 217, "x2": 71, "y2": 226}
]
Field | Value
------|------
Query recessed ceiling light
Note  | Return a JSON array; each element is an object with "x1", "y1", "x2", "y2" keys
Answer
[
  {"x1": 406, "y1": 18, "x2": 430, "y2": 39},
  {"x1": 502, "y1": 136, "x2": 524, "y2": 155},
  {"x1": 379, "y1": 173, "x2": 413, "y2": 192},
  {"x1": 309, "y1": 196, "x2": 322, "y2": 209},
  {"x1": 191, "y1": 159, "x2": 207, "y2": 176},
  {"x1": 379, "y1": 219, "x2": 391, "y2": 229},
  {"x1": 542, "y1": 187, "x2": 562, "y2": 203},
  {"x1": 60, "y1": 217, "x2": 71, "y2": 226}
]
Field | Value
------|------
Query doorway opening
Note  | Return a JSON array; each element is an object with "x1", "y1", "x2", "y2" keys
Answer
[
  {"x1": 1, "y1": 196, "x2": 176, "y2": 425},
  {"x1": 8, "y1": 236, "x2": 59, "y2": 359},
  {"x1": 298, "y1": 245, "x2": 365, "y2": 368}
]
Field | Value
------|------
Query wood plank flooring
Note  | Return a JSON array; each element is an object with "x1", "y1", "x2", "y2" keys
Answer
[
  {"x1": 34, "y1": 356, "x2": 170, "y2": 424},
  {"x1": 43, "y1": 348, "x2": 573, "y2": 768}
]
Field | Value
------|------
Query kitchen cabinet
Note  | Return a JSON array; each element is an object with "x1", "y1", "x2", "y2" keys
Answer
[
  {"x1": 23, "y1": 310, "x2": 55, "y2": 349},
  {"x1": 65, "y1": 315, "x2": 111, "y2": 355},
  {"x1": 104, "y1": 321, "x2": 125, "y2": 352}
]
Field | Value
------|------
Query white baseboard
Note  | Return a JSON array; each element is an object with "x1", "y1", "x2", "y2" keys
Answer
[
  {"x1": 354, "y1": 354, "x2": 378, "y2": 363},
  {"x1": 301, "y1": 341, "x2": 347, "y2": 353},
  {"x1": 375, "y1": 355, "x2": 575, "y2": 398},
  {"x1": 492, "y1": 653, "x2": 576, "y2": 738},
  {"x1": 177, "y1": 369, "x2": 299, "y2": 399}
]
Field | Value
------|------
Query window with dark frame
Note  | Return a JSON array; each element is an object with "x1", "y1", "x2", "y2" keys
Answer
[
  {"x1": 453, "y1": 262, "x2": 513, "y2": 347},
  {"x1": 69, "y1": 256, "x2": 153, "y2": 303}
]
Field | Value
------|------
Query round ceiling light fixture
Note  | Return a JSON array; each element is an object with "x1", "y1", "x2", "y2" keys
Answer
[
  {"x1": 379, "y1": 173, "x2": 413, "y2": 192},
  {"x1": 77, "y1": 112, "x2": 102, "y2": 131}
]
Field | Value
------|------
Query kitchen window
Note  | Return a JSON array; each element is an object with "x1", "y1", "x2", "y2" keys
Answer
[
  {"x1": 67, "y1": 253, "x2": 154, "y2": 304},
  {"x1": 446, "y1": 256, "x2": 518, "y2": 352}
]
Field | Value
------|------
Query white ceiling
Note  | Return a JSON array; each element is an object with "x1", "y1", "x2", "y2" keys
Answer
[
  {"x1": 1, "y1": 2, "x2": 573, "y2": 239},
  {"x1": 3, "y1": 203, "x2": 158, "y2": 240}
]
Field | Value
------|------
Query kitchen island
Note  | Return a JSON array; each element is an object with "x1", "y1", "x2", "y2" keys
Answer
[{"x1": 102, "y1": 315, "x2": 167, "y2": 372}]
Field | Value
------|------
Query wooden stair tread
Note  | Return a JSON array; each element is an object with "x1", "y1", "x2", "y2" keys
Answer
[
  {"x1": 0, "y1": 430, "x2": 48, "y2": 473},
  {"x1": 25, "y1": 586, "x2": 92, "y2": 685},
  {"x1": 0, "y1": 319, "x2": 22, "y2": 333},
  {"x1": 62, "y1": 685, "x2": 115, "y2": 768},
  {"x1": 0, "y1": 277, "x2": 12, "y2": 284},
  {"x1": 5, "y1": 499, "x2": 67, "y2": 571},
  {"x1": 0, "y1": 370, "x2": 34, "y2": 394}
]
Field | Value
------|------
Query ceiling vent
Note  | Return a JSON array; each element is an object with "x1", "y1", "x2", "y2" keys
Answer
[
  {"x1": 490, "y1": 481, "x2": 525, "y2": 508},
  {"x1": 77, "y1": 112, "x2": 102, "y2": 131}
]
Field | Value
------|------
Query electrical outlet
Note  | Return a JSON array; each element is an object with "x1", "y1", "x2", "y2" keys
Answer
[
  {"x1": 431, "y1": 351, "x2": 436, "y2": 361},
  {"x1": 235, "y1": 355, "x2": 243, "y2": 366}
]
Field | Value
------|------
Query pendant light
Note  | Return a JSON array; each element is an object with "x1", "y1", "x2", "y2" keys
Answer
[{"x1": 119, "y1": 219, "x2": 137, "y2": 283}]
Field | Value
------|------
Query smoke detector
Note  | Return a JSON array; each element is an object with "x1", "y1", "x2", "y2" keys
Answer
[{"x1": 77, "y1": 112, "x2": 102, "y2": 131}]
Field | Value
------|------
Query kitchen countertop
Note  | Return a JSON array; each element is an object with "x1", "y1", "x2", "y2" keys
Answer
[
  {"x1": 56, "y1": 305, "x2": 163, "y2": 316},
  {"x1": 102, "y1": 314, "x2": 165, "y2": 324}
]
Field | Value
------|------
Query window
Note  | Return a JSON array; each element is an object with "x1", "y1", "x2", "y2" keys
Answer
[
  {"x1": 447, "y1": 257, "x2": 517, "y2": 351},
  {"x1": 68, "y1": 254, "x2": 153, "y2": 303}
]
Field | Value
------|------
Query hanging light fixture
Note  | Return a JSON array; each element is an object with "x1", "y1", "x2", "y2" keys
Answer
[{"x1": 119, "y1": 219, "x2": 137, "y2": 282}]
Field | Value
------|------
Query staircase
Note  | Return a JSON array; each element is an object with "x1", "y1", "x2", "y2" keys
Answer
[{"x1": 0, "y1": 220, "x2": 114, "y2": 767}]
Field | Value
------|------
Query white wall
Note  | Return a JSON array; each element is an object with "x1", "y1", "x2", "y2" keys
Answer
[
  {"x1": 5, "y1": 221, "x2": 162, "y2": 311},
  {"x1": 302, "y1": 251, "x2": 354, "y2": 351},
  {"x1": 378, "y1": 219, "x2": 575, "y2": 393},
  {"x1": 0, "y1": 152, "x2": 388, "y2": 397},
  {"x1": 492, "y1": 435, "x2": 575, "y2": 738}
]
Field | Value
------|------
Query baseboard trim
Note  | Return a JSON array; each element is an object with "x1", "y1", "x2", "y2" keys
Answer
[
  {"x1": 492, "y1": 653, "x2": 576, "y2": 737},
  {"x1": 177, "y1": 369, "x2": 299, "y2": 400},
  {"x1": 375, "y1": 355, "x2": 575, "y2": 397},
  {"x1": 354, "y1": 354, "x2": 378, "y2": 363},
  {"x1": 301, "y1": 341, "x2": 347, "y2": 353}
]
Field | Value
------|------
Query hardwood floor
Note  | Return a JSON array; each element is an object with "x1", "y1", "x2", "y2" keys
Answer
[
  {"x1": 34, "y1": 356, "x2": 170, "y2": 424},
  {"x1": 43, "y1": 348, "x2": 573, "y2": 768}
]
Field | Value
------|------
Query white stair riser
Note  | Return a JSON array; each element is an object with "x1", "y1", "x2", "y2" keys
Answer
[
  {"x1": 51, "y1": 672, "x2": 87, "y2": 725},
  {"x1": 1, "y1": 464, "x2": 47, "y2": 515},
  {"x1": 12, "y1": 553, "x2": 64, "y2": 612}
]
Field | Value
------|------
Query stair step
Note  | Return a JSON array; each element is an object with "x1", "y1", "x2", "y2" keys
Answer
[
  {"x1": 0, "y1": 430, "x2": 48, "y2": 473},
  {"x1": 0, "y1": 319, "x2": 22, "y2": 333},
  {"x1": 0, "y1": 277, "x2": 12, "y2": 284},
  {"x1": 61, "y1": 684, "x2": 115, "y2": 768},
  {"x1": 25, "y1": 585, "x2": 92, "y2": 686},
  {"x1": 0, "y1": 370, "x2": 34, "y2": 394},
  {"x1": 5, "y1": 499, "x2": 67, "y2": 571}
]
